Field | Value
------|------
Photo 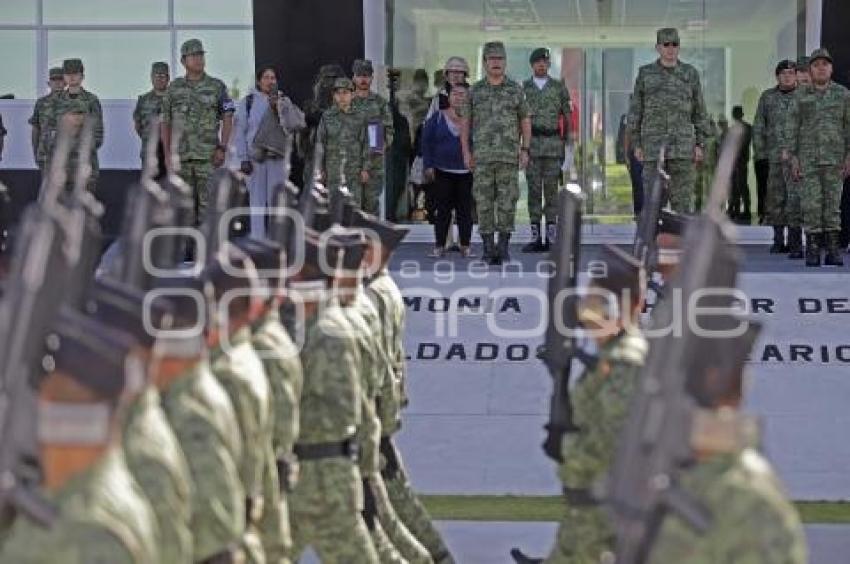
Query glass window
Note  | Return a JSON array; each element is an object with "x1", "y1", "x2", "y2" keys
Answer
[
  {"x1": 43, "y1": 0, "x2": 168, "y2": 25},
  {"x1": 48, "y1": 31, "x2": 172, "y2": 99},
  {"x1": 175, "y1": 30, "x2": 255, "y2": 100},
  {"x1": 0, "y1": 0, "x2": 37, "y2": 25},
  {"x1": 0, "y1": 31, "x2": 37, "y2": 99},
  {"x1": 174, "y1": 0, "x2": 253, "y2": 25}
]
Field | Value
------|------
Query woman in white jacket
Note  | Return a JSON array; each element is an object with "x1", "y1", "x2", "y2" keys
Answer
[{"x1": 234, "y1": 66, "x2": 305, "y2": 238}]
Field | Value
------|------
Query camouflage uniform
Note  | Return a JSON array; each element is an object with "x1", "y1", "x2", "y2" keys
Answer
[
  {"x1": 29, "y1": 89, "x2": 62, "y2": 173},
  {"x1": 754, "y1": 86, "x2": 797, "y2": 227},
  {"x1": 648, "y1": 444, "x2": 808, "y2": 563},
  {"x1": 287, "y1": 299, "x2": 379, "y2": 563},
  {"x1": 161, "y1": 65, "x2": 235, "y2": 225},
  {"x1": 0, "y1": 449, "x2": 160, "y2": 564},
  {"x1": 352, "y1": 91, "x2": 394, "y2": 214},
  {"x1": 402, "y1": 89, "x2": 431, "y2": 138},
  {"x1": 160, "y1": 362, "x2": 247, "y2": 562},
  {"x1": 210, "y1": 326, "x2": 276, "y2": 564},
  {"x1": 122, "y1": 386, "x2": 193, "y2": 564},
  {"x1": 523, "y1": 72, "x2": 571, "y2": 230},
  {"x1": 133, "y1": 89, "x2": 166, "y2": 164},
  {"x1": 545, "y1": 325, "x2": 647, "y2": 563},
  {"x1": 628, "y1": 31, "x2": 709, "y2": 213},
  {"x1": 468, "y1": 76, "x2": 530, "y2": 234},
  {"x1": 301, "y1": 64, "x2": 346, "y2": 186},
  {"x1": 47, "y1": 90, "x2": 104, "y2": 192},
  {"x1": 318, "y1": 104, "x2": 370, "y2": 201}
]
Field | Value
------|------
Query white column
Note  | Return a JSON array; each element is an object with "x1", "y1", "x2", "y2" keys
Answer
[
  {"x1": 363, "y1": 0, "x2": 386, "y2": 67},
  {"x1": 806, "y1": 0, "x2": 822, "y2": 53}
]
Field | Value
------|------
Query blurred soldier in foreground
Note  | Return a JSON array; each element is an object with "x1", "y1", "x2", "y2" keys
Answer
[
  {"x1": 352, "y1": 59, "x2": 394, "y2": 215},
  {"x1": 29, "y1": 67, "x2": 66, "y2": 179},
  {"x1": 133, "y1": 62, "x2": 170, "y2": 178}
]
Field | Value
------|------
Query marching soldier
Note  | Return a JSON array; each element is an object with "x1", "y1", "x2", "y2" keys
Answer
[
  {"x1": 352, "y1": 59, "x2": 394, "y2": 215},
  {"x1": 317, "y1": 78, "x2": 370, "y2": 199},
  {"x1": 133, "y1": 61, "x2": 170, "y2": 177},
  {"x1": 522, "y1": 48, "x2": 572, "y2": 253},
  {"x1": 29, "y1": 67, "x2": 66, "y2": 180}
]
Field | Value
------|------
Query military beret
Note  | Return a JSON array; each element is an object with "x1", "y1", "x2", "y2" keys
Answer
[
  {"x1": 202, "y1": 244, "x2": 261, "y2": 304},
  {"x1": 483, "y1": 41, "x2": 507, "y2": 59},
  {"x1": 796, "y1": 56, "x2": 811, "y2": 70},
  {"x1": 85, "y1": 278, "x2": 176, "y2": 348},
  {"x1": 352, "y1": 59, "x2": 374, "y2": 76},
  {"x1": 810, "y1": 48, "x2": 833, "y2": 64},
  {"x1": 529, "y1": 48, "x2": 550, "y2": 64},
  {"x1": 588, "y1": 244, "x2": 645, "y2": 299},
  {"x1": 180, "y1": 38, "x2": 205, "y2": 57},
  {"x1": 151, "y1": 276, "x2": 206, "y2": 329},
  {"x1": 657, "y1": 210, "x2": 689, "y2": 237},
  {"x1": 656, "y1": 28, "x2": 680, "y2": 45},
  {"x1": 351, "y1": 209, "x2": 410, "y2": 253},
  {"x1": 49, "y1": 67, "x2": 64, "y2": 79},
  {"x1": 62, "y1": 58, "x2": 84, "y2": 74},
  {"x1": 151, "y1": 61, "x2": 169, "y2": 75},
  {"x1": 231, "y1": 236, "x2": 285, "y2": 274},
  {"x1": 775, "y1": 59, "x2": 796, "y2": 75},
  {"x1": 299, "y1": 228, "x2": 343, "y2": 281},
  {"x1": 413, "y1": 68, "x2": 429, "y2": 82},
  {"x1": 333, "y1": 77, "x2": 355, "y2": 91},
  {"x1": 326, "y1": 226, "x2": 367, "y2": 272},
  {"x1": 44, "y1": 307, "x2": 140, "y2": 400},
  {"x1": 61, "y1": 97, "x2": 89, "y2": 115}
]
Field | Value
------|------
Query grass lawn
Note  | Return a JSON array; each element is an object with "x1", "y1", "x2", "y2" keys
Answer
[{"x1": 421, "y1": 495, "x2": 850, "y2": 524}]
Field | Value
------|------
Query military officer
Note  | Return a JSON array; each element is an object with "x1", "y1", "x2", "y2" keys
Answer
[
  {"x1": 522, "y1": 47, "x2": 572, "y2": 252},
  {"x1": 628, "y1": 28, "x2": 710, "y2": 213},
  {"x1": 317, "y1": 78, "x2": 370, "y2": 200},
  {"x1": 29, "y1": 67, "x2": 66, "y2": 179},
  {"x1": 352, "y1": 59, "x2": 394, "y2": 215},
  {"x1": 161, "y1": 38, "x2": 236, "y2": 226},
  {"x1": 133, "y1": 61, "x2": 170, "y2": 176},
  {"x1": 462, "y1": 41, "x2": 532, "y2": 266},
  {"x1": 786, "y1": 48, "x2": 850, "y2": 267}
]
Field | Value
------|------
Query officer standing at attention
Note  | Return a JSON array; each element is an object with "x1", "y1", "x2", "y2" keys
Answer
[
  {"x1": 628, "y1": 28, "x2": 709, "y2": 213},
  {"x1": 462, "y1": 41, "x2": 532, "y2": 266},
  {"x1": 317, "y1": 78, "x2": 370, "y2": 200},
  {"x1": 522, "y1": 47, "x2": 572, "y2": 253},
  {"x1": 133, "y1": 61, "x2": 170, "y2": 177},
  {"x1": 161, "y1": 38, "x2": 236, "y2": 226},
  {"x1": 29, "y1": 67, "x2": 66, "y2": 180},
  {"x1": 352, "y1": 59, "x2": 394, "y2": 215}
]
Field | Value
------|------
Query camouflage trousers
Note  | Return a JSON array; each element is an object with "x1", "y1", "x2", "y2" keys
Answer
[
  {"x1": 258, "y1": 451, "x2": 292, "y2": 564},
  {"x1": 643, "y1": 158, "x2": 696, "y2": 214},
  {"x1": 384, "y1": 445, "x2": 455, "y2": 564},
  {"x1": 800, "y1": 163, "x2": 844, "y2": 233},
  {"x1": 179, "y1": 159, "x2": 214, "y2": 226},
  {"x1": 363, "y1": 170, "x2": 384, "y2": 216},
  {"x1": 367, "y1": 473, "x2": 433, "y2": 564},
  {"x1": 327, "y1": 164, "x2": 366, "y2": 209},
  {"x1": 766, "y1": 161, "x2": 796, "y2": 226},
  {"x1": 544, "y1": 503, "x2": 614, "y2": 564},
  {"x1": 526, "y1": 156, "x2": 561, "y2": 224},
  {"x1": 288, "y1": 459, "x2": 378, "y2": 563},
  {"x1": 473, "y1": 161, "x2": 519, "y2": 234}
]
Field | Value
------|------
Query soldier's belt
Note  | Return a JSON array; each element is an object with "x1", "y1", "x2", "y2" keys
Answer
[
  {"x1": 562, "y1": 486, "x2": 599, "y2": 507},
  {"x1": 294, "y1": 437, "x2": 358, "y2": 461},
  {"x1": 532, "y1": 126, "x2": 561, "y2": 137}
]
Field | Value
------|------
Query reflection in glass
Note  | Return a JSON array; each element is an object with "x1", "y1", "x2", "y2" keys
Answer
[
  {"x1": 43, "y1": 0, "x2": 168, "y2": 25},
  {"x1": 174, "y1": 0, "x2": 252, "y2": 25},
  {"x1": 0, "y1": 31, "x2": 37, "y2": 99}
]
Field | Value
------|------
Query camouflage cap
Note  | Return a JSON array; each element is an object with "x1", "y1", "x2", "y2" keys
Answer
[
  {"x1": 810, "y1": 47, "x2": 833, "y2": 64},
  {"x1": 62, "y1": 58, "x2": 84, "y2": 74},
  {"x1": 529, "y1": 47, "x2": 550, "y2": 64},
  {"x1": 656, "y1": 28, "x2": 680, "y2": 45},
  {"x1": 333, "y1": 77, "x2": 355, "y2": 91},
  {"x1": 775, "y1": 59, "x2": 796, "y2": 75},
  {"x1": 180, "y1": 38, "x2": 205, "y2": 57},
  {"x1": 483, "y1": 41, "x2": 507, "y2": 59},
  {"x1": 413, "y1": 68, "x2": 429, "y2": 82},
  {"x1": 151, "y1": 61, "x2": 169, "y2": 75},
  {"x1": 48, "y1": 67, "x2": 64, "y2": 79},
  {"x1": 61, "y1": 97, "x2": 89, "y2": 115},
  {"x1": 319, "y1": 64, "x2": 345, "y2": 78},
  {"x1": 796, "y1": 56, "x2": 811, "y2": 70},
  {"x1": 352, "y1": 59, "x2": 374, "y2": 76}
]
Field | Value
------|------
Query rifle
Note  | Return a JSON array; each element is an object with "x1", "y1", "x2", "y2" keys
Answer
[
  {"x1": 604, "y1": 125, "x2": 745, "y2": 564},
  {"x1": 200, "y1": 166, "x2": 249, "y2": 264},
  {"x1": 157, "y1": 124, "x2": 196, "y2": 267},
  {"x1": 632, "y1": 147, "x2": 668, "y2": 272}
]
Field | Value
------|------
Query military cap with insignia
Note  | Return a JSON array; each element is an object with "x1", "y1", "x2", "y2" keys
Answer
[
  {"x1": 351, "y1": 209, "x2": 410, "y2": 253},
  {"x1": 529, "y1": 48, "x2": 550, "y2": 64},
  {"x1": 151, "y1": 61, "x2": 169, "y2": 75},
  {"x1": 656, "y1": 28, "x2": 680, "y2": 45},
  {"x1": 333, "y1": 77, "x2": 355, "y2": 92},
  {"x1": 62, "y1": 58, "x2": 84, "y2": 74},
  {"x1": 85, "y1": 278, "x2": 175, "y2": 348},
  {"x1": 810, "y1": 47, "x2": 833, "y2": 64},
  {"x1": 483, "y1": 41, "x2": 507, "y2": 59},
  {"x1": 589, "y1": 244, "x2": 645, "y2": 299},
  {"x1": 352, "y1": 59, "x2": 374, "y2": 77},
  {"x1": 49, "y1": 67, "x2": 64, "y2": 80}
]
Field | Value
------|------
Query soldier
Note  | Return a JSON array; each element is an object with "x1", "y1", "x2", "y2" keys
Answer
[
  {"x1": 29, "y1": 67, "x2": 66, "y2": 179},
  {"x1": 542, "y1": 245, "x2": 647, "y2": 563},
  {"x1": 787, "y1": 56, "x2": 812, "y2": 259},
  {"x1": 161, "y1": 38, "x2": 236, "y2": 226},
  {"x1": 727, "y1": 106, "x2": 753, "y2": 224},
  {"x1": 352, "y1": 59, "x2": 394, "y2": 215},
  {"x1": 462, "y1": 41, "x2": 532, "y2": 266},
  {"x1": 786, "y1": 48, "x2": 850, "y2": 267},
  {"x1": 301, "y1": 64, "x2": 346, "y2": 185},
  {"x1": 353, "y1": 210, "x2": 456, "y2": 564},
  {"x1": 48, "y1": 98, "x2": 98, "y2": 193},
  {"x1": 647, "y1": 315, "x2": 808, "y2": 563},
  {"x1": 133, "y1": 61, "x2": 170, "y2": 177},
  {"x1": 0, "y1": 310, "x2": 160, "y2": 563},
  {"x1": 522, "y1": 47, "x2": 572, "y2": 253},
  {"x1": 753, "y1": 59, "x2": 798, "y2": 254},
  {"x1": 153, "y1": 276, "x2": 247, "y2": 563},
  {"x1": 286, "y1": 232, "x2": 379, "y2": 563},
  {"x1": 628, "y1": 28, "x2": 709, "y2": 213},
  {"x1": 402, "y1": 68, "x2": 432, "y2": 139},
  {"x1": 317, "y1": 78, "x2": 370, "y2": 200}
]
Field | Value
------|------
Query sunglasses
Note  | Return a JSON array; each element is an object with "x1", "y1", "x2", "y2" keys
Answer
[{"x1": 663, "y1": 42, "x2": 679, "y2": 48}]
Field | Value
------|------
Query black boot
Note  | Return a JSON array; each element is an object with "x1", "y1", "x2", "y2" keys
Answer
[
  {"x1": 543, "y1": 222, "x2": 556, "y2": 252},
  {"x1": 805, "y1": 232, "x2": 821, "y2": 267},
  {"x1": 499, "y1": 231, "x2": 512, "y2": 263},
  {"x1": 787, "y1": 227, "x2": 803, "y2": 260},
  {"x1": 824, "y1": 231, "x2": 845, "y2": 266},
  {"x1": 522, "y1": 222, "x2": 546, "y2": 253},
  {"x1": 481, "y1": 233, "x2": 496, "y2": 262},
  {"x1": 770, "y1": 225, "x2": 787, "y2": 253},
  {"x1": 510, "y1": 548, "x2": 543, "y2": 564}
]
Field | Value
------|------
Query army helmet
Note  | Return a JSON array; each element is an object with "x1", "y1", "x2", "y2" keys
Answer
[{"x1": 444, "y1": 56, "x2": 470, "y2": 75}]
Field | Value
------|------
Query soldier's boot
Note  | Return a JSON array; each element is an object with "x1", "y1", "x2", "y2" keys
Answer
[
  {"x1": 481, "y1": 234, "x2": 496, "y2": 263},
  {"x1": 521, "y1": 222, "x2": 546, "y2": 253},
  {"x1": 509, "y1": 548, "x2": 543, "y2": 564},
  {"x1": 824, "y1": 231, "x2": 845, "y2": 267},
  {"x1": 805, "y1": 232, "x2": 821, "y2": 267},
  {"x1": 496, "y1": 232, "x2": 512, "y2": 264},
  {"x1": 543, "y1": 222, "x2": 556, "y2": 252},
  {"x1": 787, "y1": 227, "x2": 804, "y2": 260},
  {"x1": 770, "y1": 225, "x2": 787, "y2": 253}
]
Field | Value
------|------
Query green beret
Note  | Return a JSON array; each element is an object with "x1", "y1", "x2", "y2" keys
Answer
[
  {"x1": 62, "y1": 97, "x2": 89, "y2": 115},
  {"x1": 333, "y1": 77, "x2": 355, "y2": 91},
  {"x1": 352, "y1": 59, "x2": 374, "y2": 76},
  {"x1": 656, "y1": 28, "x2": 680, "y2": 45},
  {"x1": 49, "y1": 67, "x2": 64, "y2": 79},
  {"x1": 810, "y1": 48, "x2": 833, "y2": 64},
  {"x1": 62, "y1": 58, "x2": 84, "y2": 74},
  {"x1": 483, "y1": 41, "x2": 507, "y2": 59},
  {"x1": 351, "y1": 209, "x2": 410, "y2": 252},
  {"x1": 180, "y1": 38, "x2": 205, "y2": 57},
  {"x1": 529, "y1": 48, "x2": 550, "y2": 64},
  {"x1": 151, "y1": 61, "x2": 169, "y2": 75}
]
